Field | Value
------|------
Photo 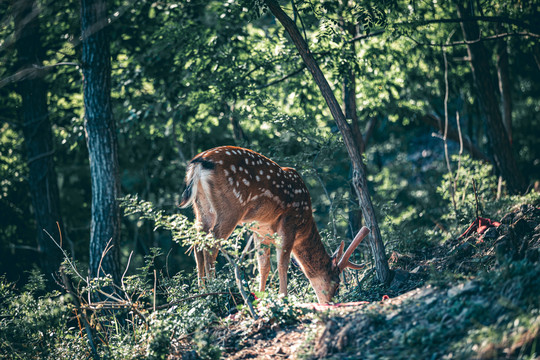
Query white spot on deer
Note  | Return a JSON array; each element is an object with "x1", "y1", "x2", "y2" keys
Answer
[
  {"x1": 269, "y1": 169, "x2": 273, "y2": 173},
  {"x1": 224, "y1": 169, "x2": 229, "y2": 176},
  {"x1": 226, "y1": 151, "x2": 231, "y2": 155},
  {"x1": 244, "y1": 168, "x2": 249, "y2": 174},
  {"x1": 242, "y1": 178, "x2": 250, "y2": 186},
  {"x1": 245, "y1": 158, "x2": 250, "y2": 165},
  {"x1": 266, "y1": 175, "x2": 271, "y2": 180},
  {"x1": 239, "y1": 166, "x2": 243, "y2": 172},
  {"x1": 255, "y1": 175, "x2": 260, "y2": 182},
  {"x1": 259, "y1": 170, "x2": 264, "y2": 175},
  {"x1": 236, "y1": 181, "x2": 239, "y2": 187},
  {"x1": 231, "y1": 165, "x2": 236, "y2": 173}
]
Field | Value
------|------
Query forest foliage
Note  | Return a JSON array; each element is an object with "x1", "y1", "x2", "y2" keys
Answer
[{"x1": 0, "y1": 0, "x2": 539, "y2": 358}]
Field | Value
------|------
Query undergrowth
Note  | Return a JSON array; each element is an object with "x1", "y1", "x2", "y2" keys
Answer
[{"x1": 0, "y1": 159, "x2": 538, "y2": 359}]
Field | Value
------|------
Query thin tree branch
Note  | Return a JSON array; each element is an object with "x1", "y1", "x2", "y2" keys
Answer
[
  {"x1": 420, "y1": 114, "x2": 489, "y2": 162},
  {"x1": 398, "y1": 16, "x2": 539, "y2": 33},
  {"x1": 406, "y1": 31, "x2": 539, "y2": 48}
]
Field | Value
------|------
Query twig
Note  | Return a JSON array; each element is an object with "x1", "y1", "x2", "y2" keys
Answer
[
  {"x1": 472, "y1": 179, "x2": 480, "y2": 220},
  {"x1": 221, "y1": 250, "x2": 258, "y2": 319},
  {"x1": 405, "y1": 31, "x2": 539, "y2": 48},
  {"x1": 43, "y1": 229, "x2": 86, "y2": 283},
  {"x1": 153, "y1": 269, "x2": 157, "y2": 312},
  {"x1": 453, "y1": 111, "x2": 464, "y2": 203},
  {"x1": 97, "y1": 238, "x2": 114, "y2": 278},
  {"x1": 60, "y1": 267, "x2": 100, "y2": 360},
  {"x1": 442, "y1": 33, "x2": 457, "y2": 212},
  {"x1": 153, "y1": 292, "x2": 238, "y2": 311},
  {"x1": 121, "y1": 251, "x2": 134, "y2": 303}
]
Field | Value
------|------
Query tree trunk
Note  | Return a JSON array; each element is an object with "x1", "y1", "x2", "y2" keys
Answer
[
  {"x1": 81, "y1": 0, "x2": 122, "y2": 286},
  {"x1": 266, "y1": 0, "x2": 391, "y2": 284},
  {"x1": 496, "y1": 29, "x2": 512, "y2": 144},
  {"x1": 13, "y1": 0, "x2": 64, "y2": 285},
  {"x1": 457, "y1": 3, "x2": 526, "y2": 194}
]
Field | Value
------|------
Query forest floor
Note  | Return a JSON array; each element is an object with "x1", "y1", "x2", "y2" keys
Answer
[{"x1": 172, "y1": 203, "x2": 540, "y2": 359}]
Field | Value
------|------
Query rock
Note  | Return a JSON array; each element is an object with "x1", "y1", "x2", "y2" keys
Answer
[
  {"x1": 500, "y1": 212, "x2": 515, "y2": 224},
  {"x1": 482, "y1": 226, "x2": 498, "y2": 240},
  {"x1": 447, "y1": 280, "x2": 477, "y2": 298},
  {"x1": 389, "y1": 269, "x2": 410, "y2": 291},
  {"x1": 512, "y1": 218, "x2": 531, "y2": 237},
  {"x1": 526, "y1": 248, "x2": 539, "y2": 263},
  {"x1": 451, "y1": 240, "x2": 475, "y2": 258},
  {"x1": 520, "y1": 204, "x2": 534, "y2": 215},
  {"x1": 495, "y1": 235, "x2": 513, "y2": 265}
]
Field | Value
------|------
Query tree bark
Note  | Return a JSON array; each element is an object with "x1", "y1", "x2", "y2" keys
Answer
[
  {"x1": 496, "y1": 29, "x2": 513, "y2": 144},
  {"x1": 81, "y1": 0, "x2": 122, "y2": 286},
  {"x1": 13, "y1": 0, "x2": 64, "y2": 285},
  {"x1": 457, "y1": 2, "x2": 527, "y2": 194},
  {"x1": 266, "y1": 0, "x2": 391, "y2": 284}
]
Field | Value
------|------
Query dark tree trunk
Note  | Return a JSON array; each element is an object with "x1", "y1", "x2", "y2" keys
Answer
[
  {"x1": 228, "y1": 102, "x2": 249, "y2": 145},
  {"x1": 457, "y1": 3, "x2": 527, "y2": 194},
  {"x1": 266, "y1": 0, "x2": 391, "y2": 284},
  {"x1": 14, "y1": 0, "x2": 64, "y2": 285},
  {"x1": 496, "y1": 31, "x2": 512, "y2": 144},
  {"x1": 81, "y1": 0, "x2": 122, "y2": 286}
]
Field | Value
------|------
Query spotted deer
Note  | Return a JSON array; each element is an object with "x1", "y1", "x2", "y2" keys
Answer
[{"x1": 179, "y1": 146, "x2": 369, "y2": 303}]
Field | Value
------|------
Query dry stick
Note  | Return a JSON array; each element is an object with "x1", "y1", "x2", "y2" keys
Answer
[
  {"x1": 121, "y1": 251, "x2": 134, "y2": 302},
  {"x1": 97, "y1": 238, "x2": 114, "y2": 278},
  {"x1": 153, "y1": 269, "x2": 157, "y2": 312},
  {"x1": 472, "y1": 179, "x2": 480, "y2": 220},
  {"x1": 47, "y1": 225, "x2": 99, "y2": 359},
  {"x1": 220, "y1": 250, "x2": 258, "y2": 319},
  {"x1": 454, "y1": 111, "x2": 464, "y2": 204},
  {"x1": 312, "y1": 151, "x2": 338, "y2": 238},
  {"x1": 43, "y1": 229, "x2": 86, "y2": 283},
  {"x1": 60, "y1": 268, "x2": 100, "y2": 360},
  {"x1": 442, "y1": 40, "x2": 457, "y2": 212},
  {"x1": 153, "y1": 292, "x2": 237, "y2": 311}
]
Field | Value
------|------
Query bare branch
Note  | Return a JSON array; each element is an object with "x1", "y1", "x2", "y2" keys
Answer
[
  {"x1": 407, "y1": 31, "x2": 539, "y2": 48},
  {"x1": 398, "y1": 16, "x2": 539, "y2": 33}
]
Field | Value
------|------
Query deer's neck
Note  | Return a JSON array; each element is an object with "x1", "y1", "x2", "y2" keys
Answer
[{"x1": 292, "y1": 219, "x2": 334, "y2": 279}]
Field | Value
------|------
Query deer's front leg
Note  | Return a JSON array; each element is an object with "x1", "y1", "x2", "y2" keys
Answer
[
  {"x1": 276, "y1": 230, "x2": 294, "y2": 296},
  {"x1": 256, "y1": 242, "x2": 271, "y2": 292}
]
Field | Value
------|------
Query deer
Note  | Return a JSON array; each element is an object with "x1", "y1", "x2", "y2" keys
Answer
[{"x1": 179, "y1": 146, "x2": 370, "y2": 304}]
